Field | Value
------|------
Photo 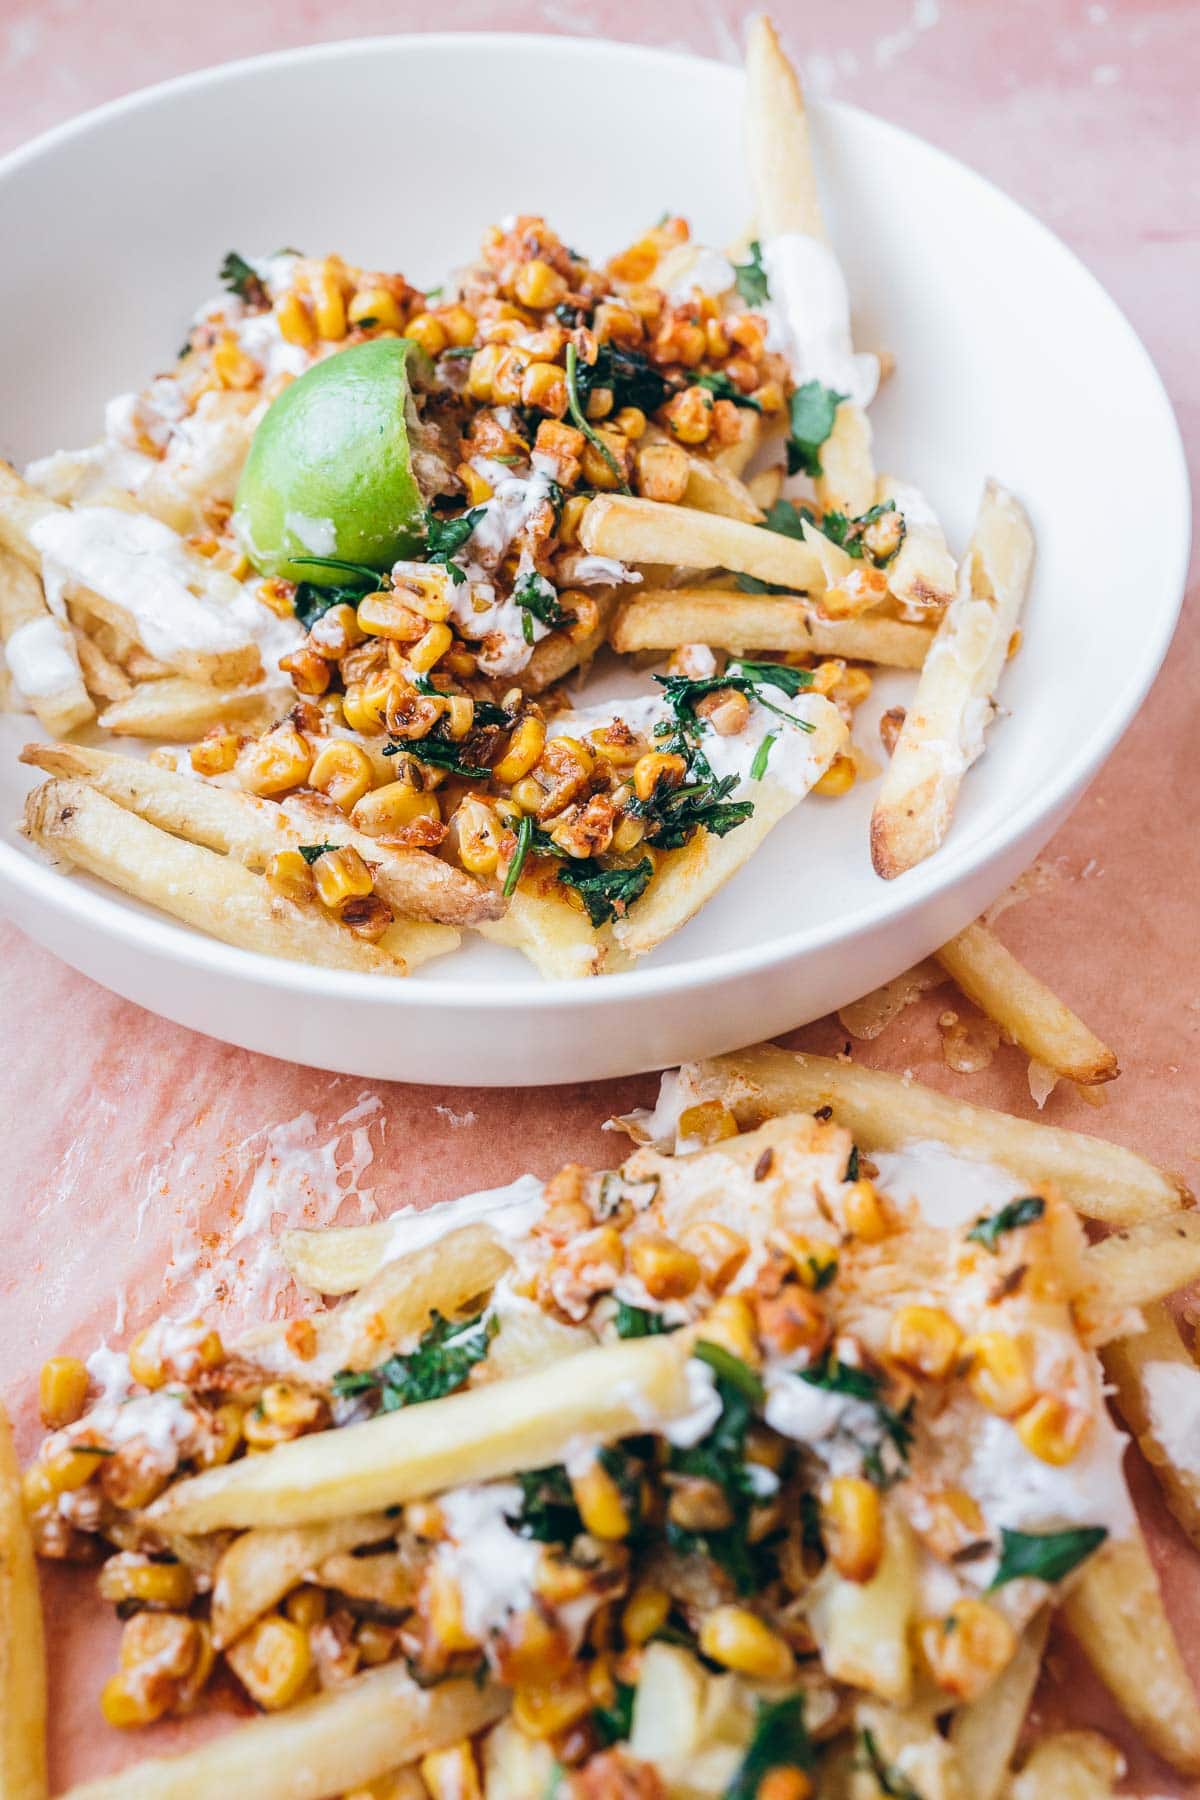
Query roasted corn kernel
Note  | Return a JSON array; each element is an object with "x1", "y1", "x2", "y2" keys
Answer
[
  {"x1": 226, "y1": 1614, "x2": 313, "y2": 1710},
  {"x1": 1015, "y1": 1395, "x2": 1090, "y2": 1465},
  {"x1": 276, "y1": 290, "x2": 317, "y2": 348},
  {"x1": 629, "y1": 1234, "x2": 702, "y2": 1301},
  {"x1": 311, "y1": 845, "x2": 374, "y2": 911},
  {"x1": 696, "y1": 1294, "x2": 760, "y2": 1369},
  {"x1": 348, "y1": 288, "x2": 404, "y2": 332},
  {"x1": 309, "y1": 740, "x2": 374, "y2": 812},
  {"x1": 265, "y1": 849, "x2": 316, "y2": 903},
  {"x1": 494, "y1": 715, "x2": 547, "y2": 785},
  {"x1": 918, "y1": 1600, "x2": 1018, "y2": 1700},
  {"x1": 236, "y1": 725, "x2": 313, "y2": 796},
  {"x1": 813, "y1": 754, "x2": 856, "y2": 797},
  {"x1": 569, "y1": 1457, "x2": 631, "y2": 1541},
  {"x1": 698, "y1": 1606, "x2": 794, "y2": 1682},
  {"x1": 352, "y1": 781, "x2": 441, "y2": 837},
  {"x1": 888, "y1": 1305, "x2": 963, "y2": 1381},
  {"x1": 964, "y1": 1333, "x2": 1034, "y2": 1418},
  {"x1": 842, "y1": 1178, "x2": 889, "y2": 1242},
  {"x1": 39, "y1": 1356, "x2": 89, "y2": 1430},
  {"x1": 98, "y1": 1554, "x2": 195, "y2": 1611},
  {"x1": 189, "y1": 727, "x2": 241, "y2": 777},
  {"x1": 822, "y1": 1476, "x2": 884, "y2": 1583},
  {"x1": 621, "y1": 1585, "x2": 671, "y2": 1648}
]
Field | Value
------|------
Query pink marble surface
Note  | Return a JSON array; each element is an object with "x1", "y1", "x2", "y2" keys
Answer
[{"x1": 1, "y1": 0, "x2": 1198, "y2": 1792}]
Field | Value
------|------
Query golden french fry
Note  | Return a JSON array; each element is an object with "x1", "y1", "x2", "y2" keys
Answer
[
  {"x1": 70, "y1": 624, "x2": 132, "y2": 702},
  {"x1": 1060, "y1": 1528, "x2": 1200, "y2": 1774},
  {"x1": 211, "y1": 1514, "x2": 396, "y2": 1649},
  {"x1": 610, "y1": 591, "x2": 933, "y2": 668},
  {"x1": 688, "y1": 1045, "x2": 1188, "y2": 1223},
  {"x1": 518, "y1": 592, "x2": 617, "y2": 695},
  {"x1": 22, "y1": 742, "x2": 502, "y2": 929},
  {"x1": 876, "y1": 475, "x2": 957, "y2": 612},
  {"x1": 808, "y1": 1513, "x2": 916, "y2": 1705},
  {"x1": 278, "y1": 1216, "x2": 510, "y2": 1298},
  {"x1": 1006, "y1": 1731, "x2": 1126, "y2": 1800},
  {"x1": 1102, "y1": 1301, "x2": 1200, "y2": 1549},
  {"x1": 935, "y1": 921, "x2": 1118, "y2": 1085},
  {"x1": 98, "y1": 677, "x2": 280, "y2": 740},
  {"x1": 476, "y1": 882, "x2": 609, "y2": 979},
  {"x1": 147, "y1": 1335, "x2": 694, "y2": 1532},
  {"x1": 681, "y1": 455, "x2": 764, "y2": 525},
  {"x1": 23, "y1": 779, "x2": 408, "y2": 976},
  {"x1": 871, "y1": 480, "x2": 1035, "y2": 878},
  {"x1": 61, "y1": 1666, "x2": 506, "y2": 1800},
  {"x1": 746, "y1": 466, "x2": 785, "y2": 510},
  {"x1": 814, "y1": 400, "x2": 876, "y2": 519},
  {"x1": 0, "y1": 1403, "x2": 47, "y2": 1800},
  {"x1": 948, "y1": 1611, "x2": 1048, "y2": 1800},
  {"x1": 0, "y1": 549, "x2": 93, "y2": 737},
  {"x1": 581, "y1": 495, "x2": 825, "y2": 591},
  {"x1": 743, "y1": 15, "x2": 826, "y2": 239},
  {"x1": 1083, "y1": 1215, "x2": 1200, "y2": 1309}
]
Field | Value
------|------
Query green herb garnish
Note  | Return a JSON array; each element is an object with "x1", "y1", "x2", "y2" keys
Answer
[
  {"x1": 845, "y1": 1145, "x2": 860, "y2": 1182},
  {"x1": 592, "y1": 1680, "x2": 636, "y2": 1747},
  {"x1": 383, "y1": 736, "x2": 491, "y2": 780},
  {"x1": 818, "y1": 499, "x2": 906, "y2": 568},
  {"x1": 412, "y1": 674, "x2": 511, "y2": 729},
  {"x1": 219, "y1": 251, "x2": 267, "y2": 307},
  {"x1": 786, "y1": 380, "x2": 846, "y2": 478},
  {"x1": 966, "y1": 1196, "x2": 1046, "y2": 1253},
  {"x1": 614, "y1": 1300, "x2": 673, "y2": 1339},
  {"x1": 556, "y1": 856, "x2": 654, "y2": 927},
  {"x1": 667, "y1": 1346, "x2": 767, "y2": 1592},
  {"x1": 297, "y1": 842, "x2": 338, "y2": 865},
  {"x1": 512, "y1": 572, "x2": 570, "y2": 645},
  {"x1": 332, "y1": 1311, "x2": 496, "y2": 1412},
  {"x1": 694, "y1": 370, "x2": 762, "y2": 411},
  {"x1": 291, "y1": 554, "x2": 384, "y2": 589},
  {"x1": 990, "y1": 1524, "x2": 1107, "y2": 1590},
  {"x1": 655, "y1": 663, "x2": 816, "y2": 732},
  {"x1": 749, "y1": 734, "x2": 776, "y2": 781},
  {"x1": 565, "y1": 342, "x2": 630, "y2": 493},
  {"x1": 726, "y1": 1697, "x2": 812, "y2": 1800},
  {"x1": 509, "y1": 1465, "x2": 582, "y2": 1544},
  {"x1": 732, "y1": 239, "x2": 769, "y2": 308},
  {"x1": 574, "y1": 341, "x2": 674, "y2": 420},
  {"x1": 502, "y1": 813, "x2": 534, "y2": 897},
  {"x1": 800, "y1": 1352, "x2": 914, "y2": 1488},
  {"x1": 423, "y1": 505, "x2": 487, "y2": 586}
]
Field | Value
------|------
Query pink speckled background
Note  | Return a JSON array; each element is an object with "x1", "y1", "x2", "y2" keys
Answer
[{"x1": 1, "y1": 0, "x2": 1198, "y2": 1792}]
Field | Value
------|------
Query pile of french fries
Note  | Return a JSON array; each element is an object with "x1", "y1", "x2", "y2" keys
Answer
[
  {"x1": 3, "y1": 18, "x2": 1037, "y2": 981},
  {"x1": 9, "y1": 1042, "x2": 1200, "y2": 1798}
]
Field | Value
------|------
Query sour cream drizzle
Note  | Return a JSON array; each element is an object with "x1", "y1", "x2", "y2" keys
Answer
[{"x1": 761, "y1": 233, "x2": 879, "y2": 409}]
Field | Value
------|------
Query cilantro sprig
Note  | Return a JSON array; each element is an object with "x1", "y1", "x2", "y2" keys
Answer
[
  {"x1": 800, "y1": 1351, "x2": 914, "y2": 1488},
  {"x1": 990, "y1": 1524, "x2": 1107, "y2": 1590},
  {"x1": 819, "y1": 499, "x2": 906, "y2": 569},
  {"x1": 666, "y1": 1344, "x2": 769, "y2": 1592},
  {"x1": 219, "y1": 250, "x2": 267, "y2": 308},
  {"x1": 332, "y1": 1311, "x2": 496, "y2": 1412},
  {"x1": 693, "y1": 370, "x2": 762, "y2": 412},
  {"x1": 786, "y1": 380, "x2": 846, "y2": 478},
  {"x1": 423, "y1": 506, "x2": 487, "y2": 585},
  {"x1": 512, "y1": 572, "x2": 570, "y2": 645},
  {"x1": 383, "y1": 737, "x2": 491, "y2": 780},
  {"x1": 966, "y1": 1196, "x2": 1046, "y2": 1253},
  {"x1": 297, "y1": 842, "x2": 338, "y2": 865},
  {"x1": 557, "y1": 856, "x2": 655, "y2": 927},
  {"x1": 732, "y1": 239, "x2": 770, "y2": 307}
]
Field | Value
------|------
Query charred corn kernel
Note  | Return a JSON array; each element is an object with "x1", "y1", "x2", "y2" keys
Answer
[
  {"x1": 753, "y1": 379, "x2": 786, "y2": 413},
  {"x1": 813, "y1": 753, "x2": 856, "y2": 797},
  {"x1": 630, "y1": 1234, "x2": 702, "y2": 1301},
  {"x1": 438, "y1": 304, "x2": 476, "y2": 346},
  {"x1": 39, "y1": 1356, "x2": 89, "y2": 1429},
  {"x1": 312, "y1": 844, "x2": 374, "y2": 910},
  {"x1": 491, "y1": 347, "x2": 531, "y2": 406},
  {"x1": 521, "y1": 360, "x2": 569, "y2": 416},
  {"x1": 444, "y1": 646, "x2": 478, "y2": 678},
  {"x1": 342, "y1": 676, "x2": 401, "y2": 734},
  {"x1": 698, "y1": 1295, "x2": 761, "y2": 1369},
  {"x1": 454, "y1": 798, "x2": 503, "y2": 876},
  {"x1": 314, "y1": 274, "x2": 348, "y2": 341},
  {"x1": 276, "y1": 290, "x2": 317, "y2": 348},
  {"x1": 309, "y1": 739, "x2": 374, "y2": 812},
  {"x1": 512, "y1": 1674, "x2": 592, "y2": 1740},
  {"x1": 810, "y1": 658, "x2": 845, "y2": 695},
  {"x1": 348, "y1": 287, "x2": 404, "y2": 332},
  {"x1": 514, "y1": 259, "x2": 569, "y2": 311},
  {"x1": 279, "y1": 645, "x2": 332, "y2": 696},
  {"x1": 704, "y1": 318, "x2": 731, "y2": 360},
  {"x1": 964, "y1": 1332, "x2": 1034, "y2": 1418},
  {"x1": 695, "y1": 687, "x2": 752, "y2": 736},
  {"x1": 420, "y1": 1744, "x2": 482, "y2": 1800},
  {"x1": 633, "y1": 750, "x2": 687, "y2": 802},
  {"x1": 237, "y1": 725, "x2": 313, "y2": 796},
  {"x1": 197, "y1": 1401, "x2": 244, "y2": 1469},
  {"x1": 119, "y1": 1610, "x2": 201, "y2": 1679},
  {"x1": 822, "y1": 1477, "x2": 884, "y2": 1583},
  {"x1": 98, "y1": 1554, "x2": 195, "y2": 1611},
  {"x1": 127, "y1": 1327, "x2": 166, "y2": 1389},
  {"x1": 843, "y1": 1178, "x2": 889, "y2": 1242},
  {"x1": 663, "y1": 386, "x2": 713, "y2": 446},
  {"x1": 635, "y1": 440, "x2": 690, "y2": 505},
  {"x1": 888, "y1": 1305, "x2": 963, "y2": 1381},
  {"x1": 611, "y1": 815, "x2": 646, "y2": 854},
  {"x1": 558, "y1": 494, "x2": 589, "y2": 546},
  {"x1": 569, "y1": 1457, "x2": 631, "y2": 1541},
  {"x1": 424, "y1": 1561, "x2": 479, "y2": 1651},
  {"x1": 466, "y1": 342, "x2": 505, "y2": 402},
  {"x1": 353, "y1": 1620, "x2": 395, "y2": 1667},
  {"x1": 1015, "y1": 1395, "x2": 1090, "y2": 1465},
  {"x1": 611, "y1": 405, "x2": 647, "y2": 440},
  {"x1": 621, "y1": 1585, "x2": 671, "y2": 1647},
  {"x1": 226, "y1": 1614, "x2": 313, "y2": 1710},
  {"x1": 407, "y1": 621, "x2": 454, "y2": 674},
  {"x1": 678, "y1": 1099, "x2": 739, "y2": 1145},
  {"x1": 357, "y1": 592, "x2": 424, "y2": 642},
  {"x1": 681, "y1": 1221, "x2": 749, "y2": 1293},
  {"x1": 23, "y1": 1446, "x2": 105, "y2": 1511},
  {"x1": 918, "y1": 1600, "x2": 1018, "y2": 1701},
  {"x1": 699, "y1": 1607, "x2": 794, "y2": 1682},
  {"x1": 494, "y1": 715, "x2": 547, "y2": 785},
  {"x1": 406, "y1": 310, "x2": 450, "y2": 355},
  {"x1": 834, "y1": 665, "x2": 873, "y2": 709},
  {"x1": 458, "y1": 462, "x2": 494, "y2": 506},
  {"x1": 441, "y1": 695, "x2": 475, "y2": 740},
  {"x1": 189, "y1": 727, "x2": 241, "y2": 776},
  {"x1": 212, "y1": 333, "x2": 259, "y2": 389},
  {"x1": 352, "y1": 781, "x2": 441, "y2": 837},
  {"x1": 284, "y1": 1584, "x2": 327, "y2": 1629},
  {"x1": 265, "y1": 849, "x2": 315, "y2": 903},
  {"x1": 509, "y1": 776, "x2": 545, "y2": 815},
  {"x1": 101, "y1": 1672, "x2": 166, "y2": 1728}
]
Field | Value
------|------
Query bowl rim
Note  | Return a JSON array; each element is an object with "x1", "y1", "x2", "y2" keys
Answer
[{"x1": 0, "y1": 30, "x2": 1190, "y2": 1014}]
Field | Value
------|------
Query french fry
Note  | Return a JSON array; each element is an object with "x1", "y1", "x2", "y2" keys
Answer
[
  {"x1": 814, "y1": 400, "x2": 876, "y2": 519},
  {"x1": 935, "y1": 921, "x2": 1119, "y2": 1085},
  {"x1": 1102, "y1": 1302, "x2": 1200, "y2": 1549},
  {"x1": 613, "y1": 698, "x2": 847, "y2": 958},
  {"x1": 0, "y1": 1403, "x2": 47, "y2": 1800},
  {"x1": 518, "y1": 592, "x2": 617, "y2": 695},
  {"x1": 948, "y1": 1610, "x2": 1047, "y2": 1800},
  {"x1": 211, "y1": 1513, "x2": 396, "y2": 1649},
  {"x1": 876, "y1": 475, "x2": 957, "y2": 612},
  {"x1": 710, "y1": 408, "x2": 764, "y2": 477},
  {"x1": 580, "y1": 495, "x2": 825, "y2": 591},
  {"x1": 476, "y1": 882, "x2": 609, "y2": 979},
  {"x1": 853, "y1": 1702, "x2": 961, "y2": 1800},
  {"x1": 61, "y1": 1666, "x2": 506, "y2": 1800},
  {"x1": 278, "y1": 1216, "x2": 510, "y2": 1298},
  {"x1": 70, "y1": 624, "x2": 132, "y2": 702},
  {"x1": 682, "y1": 456, "x2": 764, "y2": 525},
  {"x1": 687, "y1": 1045, "x2": 1188, "y2": 1223},
  {"x1": 746, "y1": 466, "x2": 784, "y2": 510},
  {"x1": 98, "y1": 677, "x2": 280, "y2": 740},
  {"x1": 610, "y1": 591, "x2": 933, "y2": 668},
  {"x1": 147, "y1": 1335, "x2": 694, "y2": 1532},
  {"x1": 808, "y1": 1512, "x2": 916, "y2": 1705},
  {"x1": 1083, "y1": 1215, "x2": 1200, "y2": 1310},
  {"x1": 1006, "y1": 1732, "x2": 1126, "y2": 1800},
  {"x1": 21, "y1": 742, "x2": 503, "y2": 929},
  {"x1": 23, "y1": 779, "x2": 409, "y2": 976},
  {"x1": 0, "y1": 549, "x2": 93, "y2": 737},
  {"x1": 871, "y1": 480, "x2": 1035, "y2": 878},
  {"x1": 1060, "y1": 1527, "x2": 1200, "y2": 1774}
]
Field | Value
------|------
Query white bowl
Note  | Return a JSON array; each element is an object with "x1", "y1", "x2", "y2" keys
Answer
[{"x1": 0, "y1": 35, "x2": 1187, "y2": 1086}]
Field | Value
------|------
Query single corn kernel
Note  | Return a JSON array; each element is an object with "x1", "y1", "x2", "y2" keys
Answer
[
  {"x1": 521, "y1": 360, "x2": 569, "y2": 416},
  {"x1": 309, "y1": 601, "x2": 366, "y2": 657},
  {"x1": 697, "y1": 1295, "x2": 761, "y2": 1369},
  {"x1": 842, "y1": 1179, "x2": 889, "y2": 1242},
  {"x1": 569, "y1": 1457, "x2": 631, "y2": 1541},
  {"x1": 581, "y1": 430, "x2": 629, "y2": 491},
  {"x1": 663, "y1": 386, "x2": 714, "y2": 446},
  {"x1": 276, "y1": 290, "x2": 317, "y2": 348},
  {"x1": 314, "y1": 273, "x2": 348, "y2": 341},
  {"x1": 39, "y1": 1356, "x2": 89, "y2": 1430},
  {"x1": 490, "y1": 346, "x2": 531, "y2": 406},
  {"x1": 424, "y1": 1561, "x2": 480, "y2": 1652},
  {"x1": 357, "y1": 592, "x2": 425, "y2": 642},
  {"x1": 834, "y1": 665, "x2": 873, "y2": 709},
  {"x1": 284, "y1": 1584, "x2": 327, "y2": 1630},
  {"x1": 342, "y1": 677, "x2": 399, "y2": 734},
  {"x1": 454, "y1": 798, "x2": 503, "y2": 876},
  {"x1": 197, "y1": 1401, "x2": 244, "y2": 1470},
  {"x1": 918, "y1": 1600, "x2": 1018, "y2": 1701},
  {"x1": 500, "y1": 1602, "x2": 574, "y2": 1684},
  {"x1": 621, "y1": 1585, "x2": 671, "y2": 1648},
  {"x1": 236, "y1": 725, "x2": 313, "y2": 797},
  {"x1": 635, "y1": 440, "x2": 690, "y2": 505},
  {"x1": 964, "y1": 1333, "x2": 1034, "y2": 1418},
  {"x1": 442, "y1": 695, "x2": 475, "y2": 740},
  {"x1": 405, "y1": 311, "x2": 450, "y2": 355},
  {"x1": 632, "y1": 750, "x2": 687, "y2": 802},
  {"x1": 509, "y1": 775, "x2": 545, "y2": 815},
  {"x1": 698, "y1": 1606, "x2": 794, "y2": 1683},
  {"x1": 421, "y1": 1744, "x2": 483, "y2": 1800},
  {"x1": 100, "y1": 1672, "x2": 166, "y2": 1729},
  {"x1": 348, "y1": 288, "x2": 404, "y2": 332},
  {"x1": 458, "y1": 462, "x2": 495, "y2": 506},
  {"x1": 278, "y1": 644, "x2": 332, "y2": 697},
  {"x1": 557, "y1": 495, "x2": 589, "y2": 549},
  {"x1": 813, "y1": 753, "x2": 856, "y2": 797},
  {"x1": 513, "y1": 259, "x2": 569, "y2": 311},
  {"x1": 408, "y1": 621, "x2": 454, "y2": 674},
  {"x1": 265, "y1": 849, "x2": 316, "y2": 903},
  {"x1": 677, "y1": 1099, "x2": 739, "y2": 1145},
  {"x1": 810, "y1": 660, "x2": 846, "y2": 697},
  {"x1": 212, "y1": 333, "x2": 259, "y2": 389},
  {"x1": 1015, "y1": 1395, "x2": 1090, "y2": 1465},
  {"x1": 312, "y1": 844, "x2": 374, "y2": 910},
  {"x1": 888, "y1": 1305, "x2": 963, "y2": 1381},
  {"x1": 512, "y1": 1673, "x2": 593, "y2": 1740},
  {"x1": 612, "y1": 405, "x2": 647, "y2": 440},
  {"x1": 98, "y1": 1554, "x2": 195, "y2": 1611},
  {"x1": 352, "y1": 781, "x2": 441, "y2": 837},
  {"x1": 680, "y1": 1222, "x2": 749, "y2": 1293},
  {"x1": 189, "y1": 726, "x2": 241, "y2": 776},
  {"x1": 629, "y1": 1234, "x2": 702, "y2": 1302},
  {"x1": 24, "y1": 1446, "x2": 106, "y2": 1513},
  {"x1": 226, "y1": 1614, "x2": 313, "y2": 1710},
  {"x1": 127, "y1": 1327, "x2": 166, "y2": 1389},
  {"x1": 438, "y1": 304, "x2": 476, "y2": 346},
  {"x1": 309, "y1": 739, "x2": 374, "y2": 813},
  {"x1": 466, "y1": 342, "x2": 505, "y2": 402},
  {"x1": 494, "y1": 715, "x2": 547, "y2": 785},
  {"x1": 822, "y1": 1477, "x2": 884, "y2": 1583},
  {"x1": 776, "y1": 1233, "x2": 839, "y2": 1292}
]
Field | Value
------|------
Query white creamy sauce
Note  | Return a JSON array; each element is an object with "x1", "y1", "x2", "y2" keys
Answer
[
  {"x1": 379, "y1": 1174, "x2": 546, "y2": 1265},
  {"x1": 609, "y1": 1066, "x2": 717, "y2": 1154},
  {"x1": 962, "y1": 1408, "x2": 1135, "y2": 1576},
  {"x1": 436, "y1": 1483, "x2": 542, "y2": 1639},
  {"x1": 764, "y1": 1369, "x2": 887, "y2": 1477},
  {"x1": 563, "y1": 554, "x2": 640, "y2": 587},
  {"x1": 885, "y1": 479, "x2": 940, "y2": 536},
  {"x1": 871, "y1": 1140, "x2": 1028, "y2": 1229},
  {"x1": 1140, "y1": 1360, "x2": 1200, "y2": 1476},
  {"x1": 664, "y1": 246, "x2": 736, "y2": 302},
  {"x1": 4, "y1": 614, "x2": 81, "y2": 698},
  {"x1": 761, "y1": 233, "x2": 879, "y2": 409},
  {"x1": 660, "y1": 1360, "x2": 724, "y2": 1448},
  {"x1": 697, "y1": 688, "x2": 838, "y2": 798},
  {"x1": 86, "y1": 1344, "x2": 135, "y2": 1408},
  {"x1": 283, "y1": 511, "x2": 337, "y2": 555}
]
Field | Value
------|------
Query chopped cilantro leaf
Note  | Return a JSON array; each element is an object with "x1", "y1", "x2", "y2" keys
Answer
[
  {"x1": 726, "y1": 1697, "x2": 812, "y2": 1800},
  {"x1": 990, "y1": 1524, "x2": 1107, "y2": 1589},
  {"x1": 801, "y1": 1351, "x2": 914, "y2": 1488},
  {"x1": 966, "y1": 1196, "x2": 1046, "y2": 1253},
  {"x1": 592, "y1": 1680, "x2": 636, "y2": 1747},
  {"x1": 749, "y1": 734, "x2": 775, "y2": 781},
  {"x1": 732, "y1": 239, "x2": 769, "y2": 308},
  {"x1": 332, "y1": 1311, "x2": 496, "y2": 1412},
  {"x1": 382, "y1": 736, "x2": 491, "y2": 780},
  {"x1": 763, "y1": 497, "x2": 818, "y2": 540},
  {"x1": 413, "y1": 674, "x2": 512, "y2": 729},
  {"x1": 694, "y1": 1341, "x2": 765, "y2": 1405},
  {"x1": 575, "y1": 341, "x2": 674, "y2": 419},
  {"x1": 219, "y1": 251, "x2": 267, "y2": 307},
  {"x1": 290, "y1": 554, "x2": 384, "y2": 589},
  {"x1": 556, "y1": 856, "x2": 654, "y2": 927},
  {"x1": 509, "y1": 1465, "x2": 582, "y2": 1544},
  {"x1": 817, "y1": 499, "x2": 906, "y2": 569},
  {"x1": 693, "y1": 370, "x2": 762, "y2": 412},
  {"x1": 502, "y1": 812, "x2": 534, "y2": 897},
  {"x1": 614, "y1": 1300, "x2": 674, "y2": 1339},
  {"x1": 297, "y1": 842, "x2": 338, "y2": 865},
  {"x1": 667, "y1": 1346, "x2": 766, "y2": 1592},
  {"x1": 786, "y1": 380, "x2": 846, "y2": 478},
  {"x1": 292, "y1": 579, "x2": 374, "y2": 630},
  {"x1": 655, "y1": 665, "x2": 816, "y2": 733},
  {"x1": 423, "y1": 505, "x2": 487, "y2": 585},
  {"x1": 513, "y1": 572, "x2": 570, "y2": 645}
]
